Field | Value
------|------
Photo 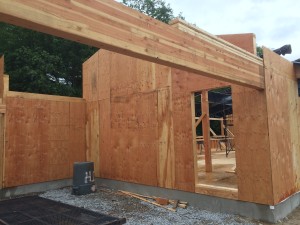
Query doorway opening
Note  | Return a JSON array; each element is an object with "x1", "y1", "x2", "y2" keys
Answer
[{"x1": 192, "y1": 87, "x2": 237, "y2": 198}]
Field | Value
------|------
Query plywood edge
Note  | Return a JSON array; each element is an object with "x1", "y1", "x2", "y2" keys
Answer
[
  {"x1": 195, "y1": 184, "x2": 238, "y2": 200},
  {"x1": 263, "y1": 47, "x2": 294, "y2": 79},
  {"x1": 7, "y1": 91, "x2": 84, "y2": 102},
  {"x1": 190, "y1": 93, "x2": 198, "y2": 186}
]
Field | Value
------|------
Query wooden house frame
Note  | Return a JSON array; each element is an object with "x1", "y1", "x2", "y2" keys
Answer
[{"x1": 0, "y1": 1, "x2": 300, "y2": 222}]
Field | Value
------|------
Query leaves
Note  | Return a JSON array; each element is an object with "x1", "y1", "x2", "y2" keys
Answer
[
  {"x1": 122, "y1": 0, "x2": 184, "y2": 23},
  {"x1": 0, "y1": 22, "x2": 98, "y2": 97}
]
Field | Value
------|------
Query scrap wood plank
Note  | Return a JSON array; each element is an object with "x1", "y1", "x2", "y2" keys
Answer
[
  {"x1": 0, "y1": 0, "x2": 264, "y2": 89},
  {"x1": 119, "y1": 191, "x2": 176, "y2": 212}
]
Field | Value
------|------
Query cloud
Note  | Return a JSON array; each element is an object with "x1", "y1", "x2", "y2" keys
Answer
[{"x1": 165, "y1": 0, "x2": 300, "y2": 60}]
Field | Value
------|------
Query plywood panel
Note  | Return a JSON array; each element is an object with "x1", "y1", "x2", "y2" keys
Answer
[
  {"x1": 99, "y1": 99, "x2": 111, "y2": 178},
  {"x1": 155, "y1": 64, "x2": 171, "y2": 89},
  {"x1": 69, "y1": 101, "x2": 86, "y2": 174},
  {"x1": 172, "y1": 91, "x2": 195, "y2": 192},
  {"x1": 86, "y1": 101, "x2": 100, "y2": 177},
  {"x1": 4, "y1": 96, "x2": 86, "y2": 187},
  {"x1": 83, "y1": 51, "x2": 99, "y2": 101},
  {"x1": 110, "y1": 51, "x2": 155, "y2": 97},
  {"x1": 172, "y1": 69, "x2": 229, "y2": 93},
  {"x1": 0, "y1": 0, "x2": 264, "y2": 89},
  {"x1": 232, "y1": 85, "x2": 273, "y2": 204},
  {"x1": 157, "y1": 88, "x2": 175, "y2": 188},
  {"x1": 98, "y1": 51, "x2": 111, "y2": 100},
  {"x1": 217, "y1": 33, "x2": 256, "y2": 54},
  {"x1": 110, "y1": 92, "x2": 158, "y2": 186},
  {"x1": 263, "y1": 48, "x2": 298, "y2": 204}
]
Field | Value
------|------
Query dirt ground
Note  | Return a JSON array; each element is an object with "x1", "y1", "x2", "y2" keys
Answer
[{"x1": 38, "y1": 187, "x2": 300, "y2": 225}]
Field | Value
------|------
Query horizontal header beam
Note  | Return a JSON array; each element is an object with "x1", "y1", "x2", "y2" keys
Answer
[{"x1": 0, "y1": 0, "x2": 264, "y2": 89}]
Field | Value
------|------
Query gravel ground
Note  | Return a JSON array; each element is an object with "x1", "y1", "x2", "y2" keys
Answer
[{"x1": 39, "y1": 187, "x2": 264, "y2": 225}]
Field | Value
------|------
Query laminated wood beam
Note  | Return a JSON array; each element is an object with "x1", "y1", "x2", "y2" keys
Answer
[{"x1": 0, "y1": 0, "x2": 264, "y2": 89}]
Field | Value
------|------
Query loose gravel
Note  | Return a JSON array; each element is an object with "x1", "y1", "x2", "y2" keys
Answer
[{"x1": 39, "y1": 187, "x2": 264, "y2": 225}]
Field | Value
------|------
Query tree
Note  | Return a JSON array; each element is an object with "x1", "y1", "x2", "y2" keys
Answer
[
  {"x1": 0, "y1": 22, "x2": 98, "y2": 97},
  {"x1": 257, "y1": 46, "x2": 263, "y2": 58},
  {"x1": 122, "y1": 0, "x2": 184, "y2": 23}
]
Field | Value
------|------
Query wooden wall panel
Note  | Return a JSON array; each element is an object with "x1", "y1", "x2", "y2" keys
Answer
[
  {"x1": 99, "y1": 99, "x2": 111, "y2": 178},
  {"x1": 171, "y1": 69, "x2": 230, "y2": 192},
  {"x1": 231, "y1": 85, "x2": 273, "y2": 204},
  {"x1": 217, "y1": 33, "x2": 256, "y2": 54},
  {"x1": 110, "y1": 92, "x2": 158, "y2": 186},
  {"x1": 86, "y1": 101, "x2": 100, "y2": 176},
  {"x1": 4, "y1": 96, "x2": 86, "y2": 187},
  {"x1": 172, "y1": 90, "x2": 195, "y2": 192},
  {"x1": 157, "y1": 88, "x2": 175, "y2": 188},
  {"x1": 69, "y1": 101, "x2": 86, "y2": 173},
  {"x1": 263, "y1": 48, "x2": 298, "y2": 204},
  {"x1": 83, "y1": 51, "x2": 99, "y2": 101}
]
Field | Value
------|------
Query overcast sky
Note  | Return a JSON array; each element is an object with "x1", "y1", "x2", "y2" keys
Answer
[{"x1": 164, "y1": 0, "x2": 300, "y2": 61}]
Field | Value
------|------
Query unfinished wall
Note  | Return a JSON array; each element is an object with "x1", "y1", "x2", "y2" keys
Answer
[
  {"x1": 3, "y1": 91, "x2": 86, "y2": 187},
  {"x1": 263, "y1": 48, "x2": 300, "y2": 204},
  {"x1": 171, "y1": 69, "x2": 229, "y2": 192},
  {"x1": 84, "y1": 50, "x2": 161, "y2": 187},
  {"x1": 231, "y1": 86, "x2": 273, "y2": 204}
]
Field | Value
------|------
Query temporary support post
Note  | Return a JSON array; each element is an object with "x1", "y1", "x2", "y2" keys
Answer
[{"x1": 201, "y1": 91, "x2": 212, "y2": 172}]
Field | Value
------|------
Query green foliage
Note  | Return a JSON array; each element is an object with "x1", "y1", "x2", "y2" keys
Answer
[
  {"x1": 122, "y1": 0, "x2": 184, "y2": 23},
  {"x1": 0, "y1": 22, "x2": 98, "y2": 97},
  {"x1": 257, "y1": 45, "x2": 263, "y2": 58}
]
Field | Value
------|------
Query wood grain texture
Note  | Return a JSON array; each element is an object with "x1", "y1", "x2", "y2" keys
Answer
[
  {"x1": 0, "y1": 56, "x2": 3, "y2": 188},
  {"x1": 86, "y1": 101, "x2": 100, "y2": 176},
  {"x1": 4, "y1": 96, "x2": 86, "y2": 187},
  {"x1": 217, "y1": 33, "x2": 257, "y2": 54},
  {"x1": 83, "y1": 51, "x2": 99, "y2": 102},
  {"x1": 201, "y1": 91, "x2": 212, "y2": 172},
  {"x1": 232, "y1": 85, "x2": 273, "y2": 204},
  {"x1": 263, "y1": 48, "x2": 298, "y2": 204},
  {"x1": 0, "y1": 55, "x2": 4, "y2": 98},
  {"x1": 157, "y1": 88, "x2": 175, "y2": 188},
  {"x1": 0, "y1": 0, "x2": 264, "y2": 89},
  {"x1": 99, "y1": 99, "x2": 111, "y2": 178}
]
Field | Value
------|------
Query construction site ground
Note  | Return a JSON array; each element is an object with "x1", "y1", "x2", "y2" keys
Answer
[{"x1": 35, "y1": 187, "x2": 300, "y2": 225}]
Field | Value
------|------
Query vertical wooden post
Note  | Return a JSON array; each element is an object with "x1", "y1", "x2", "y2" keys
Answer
[
  {"x1": 220, "y1": 118, "x2": 225, "y2": 136},
  {"x1": 201, "y1": 91, "x2": 212, "y2": 172},
  {"x1": 0, "y1": 55, "x2": 4, "y2": 188},
  {"x1": 191, "y1": 93, "x2": 198, "y2": 185}
]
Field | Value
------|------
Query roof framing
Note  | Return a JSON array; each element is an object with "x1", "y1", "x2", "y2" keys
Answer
[{"x1": 0, "y1": 0, "x2": 264, "y2": 89}]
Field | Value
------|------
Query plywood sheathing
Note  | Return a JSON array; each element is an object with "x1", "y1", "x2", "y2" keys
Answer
[
  {"x1": 0, "y1": 0, "x2": 264, "y2": 89},
  {"x1": 171, "y1": 70, "x2": 229, "y2": 192},
  {"x1": 263, "y1": 47, "x2": 300, "y2": 204},
  {"x1": 217, "y1": 33, "x2": 257, "y2": 55},
  {"x1": 4, "y1": 95, "x2": 86, "y2": 187},
  {"x1": 231, "y1": 85, "x2": 273, "y2": 204}
]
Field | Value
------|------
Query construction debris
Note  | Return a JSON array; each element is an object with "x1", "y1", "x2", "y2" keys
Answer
[
  {"x1": 118, "y1": 190, "x2": 188, "y2": 211},
  {"x1": 119, "y1": 191, "x2": 176, "y2": 212}
]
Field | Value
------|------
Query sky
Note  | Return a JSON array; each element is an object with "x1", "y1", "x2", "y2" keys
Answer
[{"x1": 163, "y1": 0, "x2": 300, "y2": 61}]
